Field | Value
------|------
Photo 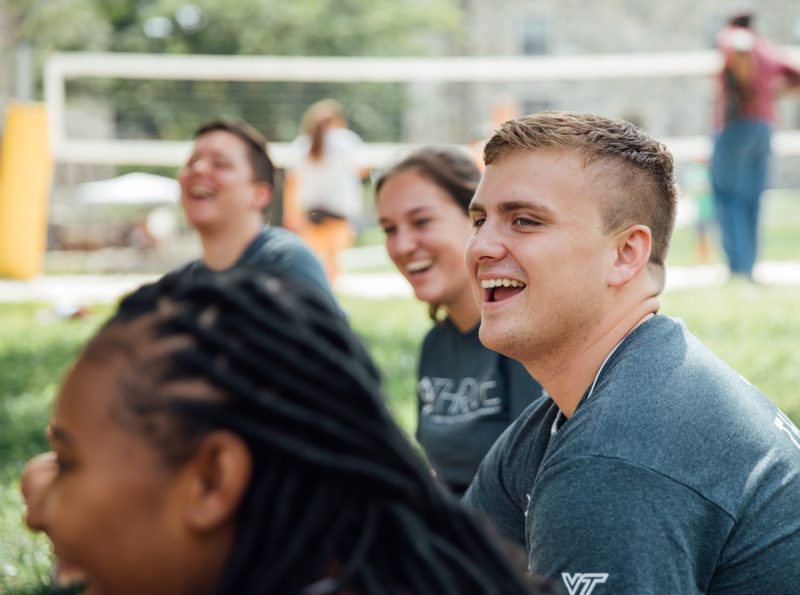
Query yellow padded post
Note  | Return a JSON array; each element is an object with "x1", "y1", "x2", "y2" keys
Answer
[{"x1": 0, "y1": 102, "x2": 53, "y2": 279}]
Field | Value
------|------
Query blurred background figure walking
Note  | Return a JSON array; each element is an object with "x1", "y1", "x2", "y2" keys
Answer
[
  {"x1": 284, "y1": 99, "x2": 366, "y2": 282},
  {"x1": 710, "y1": 10, "x2": 800, "y2": 281},
  {"x1": 468, "y1": 94, "x2": 520, "y2": 170}
]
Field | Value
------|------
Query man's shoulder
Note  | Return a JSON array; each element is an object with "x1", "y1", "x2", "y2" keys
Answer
[
  {"x1": 170, "y1": 258, "x2": 203, "y2": 278},
  {"x1": 247, "y1": 226, "x2": 314, "y2": 261},
  {"x1": 242, "y1": 226, "x2": 335, "y2": 300},
  {"x1": 560, "y1": 315, "x2": 795, "y2": 511}
]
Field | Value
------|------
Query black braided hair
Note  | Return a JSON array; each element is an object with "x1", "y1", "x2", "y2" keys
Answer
[{"x1": 86, "y1": 267, "x2": 559, "y2": 595}]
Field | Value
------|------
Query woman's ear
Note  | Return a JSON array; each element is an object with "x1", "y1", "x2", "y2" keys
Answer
[
  {"x1": 181, "y1": 431, "x2": 252, "y2": 533},
  {"x1": 608, "y1": 224, "x2": 652, "y2": 287}
]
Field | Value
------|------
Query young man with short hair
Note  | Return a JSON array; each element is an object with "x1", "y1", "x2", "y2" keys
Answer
[
  {"x1": 176, "y1": 118, "x2": 336, "y2": 307},
  {"x1": 463, "y1": 111, "x2": 800, "y2": 594}
]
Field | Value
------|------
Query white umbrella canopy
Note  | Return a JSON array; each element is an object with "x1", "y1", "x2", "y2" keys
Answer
[{"x1": 75, "y1": 172, "x2": 180, "y2": 205}]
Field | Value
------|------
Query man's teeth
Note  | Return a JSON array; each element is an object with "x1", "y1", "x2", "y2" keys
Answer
[
  {"x1": 481, "y1": 279, "x2": 526, "y2": 288},
  {"x1": 189, "y1": 186, "x2": 213, "y2": 198},
  {"x1": 406, "y1": 260, "x2": 432, "y2": 273}
]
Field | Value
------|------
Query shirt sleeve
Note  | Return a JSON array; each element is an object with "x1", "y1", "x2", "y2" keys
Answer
[
  {"x1": 528, "y1": 456, "x2": 733, "y2": 595},
  {"x1": 250, "y1": 233, "x2": 337, "y2": 311}
]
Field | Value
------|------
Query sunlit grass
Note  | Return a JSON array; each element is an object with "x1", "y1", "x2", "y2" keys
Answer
[
  {"x1": 1, "y1": 279, "x2": 798, "y2": 593},
  {"x1": 666, "y1": 190, "x2": 800, "y2": 266},
  {"x1": 0, "y1": 304, "x2": 108, "y2": 595}
]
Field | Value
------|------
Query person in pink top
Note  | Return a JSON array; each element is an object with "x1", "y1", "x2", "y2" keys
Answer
[{"x1": 709, "y1": 11, "x2": 800, "y2": 280}]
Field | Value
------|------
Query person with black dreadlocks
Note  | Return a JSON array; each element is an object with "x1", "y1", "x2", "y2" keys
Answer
[{"x1": 21, "y1": 268, "x2": 559, "y2": 595}]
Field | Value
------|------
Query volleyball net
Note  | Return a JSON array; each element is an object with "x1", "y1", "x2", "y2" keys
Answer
[{"x1": 44, "y1": 49, "x2": 800, "y2": 169}]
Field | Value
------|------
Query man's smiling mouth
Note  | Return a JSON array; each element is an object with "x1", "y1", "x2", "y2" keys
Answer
[
  {"x1": 188, "y1": 185, "x2": 214, "y2": 199},
  {"x1": 481, "y1": 278, "x2": 526, "y2": 302}
]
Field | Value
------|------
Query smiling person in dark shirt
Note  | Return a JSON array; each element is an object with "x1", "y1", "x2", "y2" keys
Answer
[{"x1": 376, "y1": 147, "x2": 542, "y2": 495}]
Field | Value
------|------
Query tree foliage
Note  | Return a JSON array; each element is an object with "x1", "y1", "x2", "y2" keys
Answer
[{"x1": 8, "y1": 0, "x2": 463, "y2": 144}]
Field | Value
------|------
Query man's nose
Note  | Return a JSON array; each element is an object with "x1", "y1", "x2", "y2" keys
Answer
[
  {"x1": 466, "y1": 221, "x2": 506, "y2": 264},
  {"x1": 187, "y1": 157, "x2": 210, "y2": 174}
]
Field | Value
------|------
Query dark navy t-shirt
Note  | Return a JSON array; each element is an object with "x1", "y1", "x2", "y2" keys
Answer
[
  {"x1": 417, "y1": 318, "x2": 542, "y2": 492},
  {"x1": 465, "y1": 315, "x2": 800, "y2": 594},
  {"x1": 177, "y1": 226, "x2": 337, "y2": 310}
]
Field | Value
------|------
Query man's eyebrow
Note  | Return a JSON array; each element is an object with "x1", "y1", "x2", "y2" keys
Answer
[
  {"x1": 469, "y1": 199, "x2": 555, "y2": 216},
  {"x1": 497, "y1": 199, "x2": 553, "y2": 214},
  {"x1": 468, "y1": 202, "x2": 486, "y2": 215}
]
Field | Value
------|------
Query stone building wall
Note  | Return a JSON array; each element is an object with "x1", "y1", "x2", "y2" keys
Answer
[
  {"x1": 407, "y1": 0, "x2": 800, "y2": 186},
  {"x1": 0, "y1": 0, "x2": 16, "y2": 127}
]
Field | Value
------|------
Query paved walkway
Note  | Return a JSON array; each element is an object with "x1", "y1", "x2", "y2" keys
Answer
[{"x1": 1, "y1": 261, "x2": 799, "y2": 305}]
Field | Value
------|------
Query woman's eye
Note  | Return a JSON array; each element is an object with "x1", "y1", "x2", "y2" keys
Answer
[
  {"x1": 413, "y1": 218, "x2": 431, "y2": 228},
  {"x1": 471, "y1": 217, "x2": 485, "y2": 229},
  {"x1": 381, "y1": 226, "x2": 396, "y2": 236}
]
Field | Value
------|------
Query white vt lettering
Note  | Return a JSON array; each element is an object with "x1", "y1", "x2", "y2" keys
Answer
[{"x1": 561, "y1": 572, "x2": 608, "y2": 595}]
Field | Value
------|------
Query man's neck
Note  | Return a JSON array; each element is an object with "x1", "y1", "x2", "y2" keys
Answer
[
  {"x1": 199, "y1": 219, "x2": 263, "y2": 271},
  {"x1": 525, "y1": 297, "x2": 659, "y2": 418}
]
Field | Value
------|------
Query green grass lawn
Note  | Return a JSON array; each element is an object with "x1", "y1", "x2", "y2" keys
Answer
[
  {"x1": 0, "y1": 304, "x2": 110, "y2": 595},
  {"x1": 1, "y1": 282, "x2": 799, "y2": 593},
  {"x1": 666, "y1": 189, "x2": 800, "y2": 266}
]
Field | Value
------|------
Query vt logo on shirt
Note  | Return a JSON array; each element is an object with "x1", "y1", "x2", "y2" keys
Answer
[{"x1": 561, "y1": 572, "x2": 608, "y2": 595}]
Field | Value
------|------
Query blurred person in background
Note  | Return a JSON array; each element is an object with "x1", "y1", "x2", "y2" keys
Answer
[
  {"x1": 468, "y1": 94, "x2": 521, "y2": 170},
  {"x1": 710, "y1": 11, "x2": 800, "y2": 281},
  {"x1": 376, "y1": 147, "x2": 542, "y2": 496},
  {"x1": 284, "y1": 99, "x2": 366, "y2": 282},
  {"x1": 176, "y1": 118, "x2": 335, "y2": 308}
]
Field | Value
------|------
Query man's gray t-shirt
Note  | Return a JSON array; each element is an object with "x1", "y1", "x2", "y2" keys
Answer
[
  {"x1": 464, "y1": 315, "x2": 800, "y2": 594},
  {"x1": 177, "y1": 225, "x2": 337, "y2": 309}
]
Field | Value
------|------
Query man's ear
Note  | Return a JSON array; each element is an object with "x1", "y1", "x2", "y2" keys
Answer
[
  {"x1": 181, "y1": 431, "x2": 252, "y2": 533},
  {"x1": 608, "y1": 224, "x2": 652, "y2": 287},
  {"x1": 252, "y1": 182, "x2": 273, "y2": 212}
]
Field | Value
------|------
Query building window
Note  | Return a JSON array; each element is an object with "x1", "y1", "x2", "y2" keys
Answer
[
  {"x1": 520, "y1": 17, "x2": 548, "y2": 55},
  {"x1": 522, "y1": 99, "x2": 551, "y2": 116}
]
